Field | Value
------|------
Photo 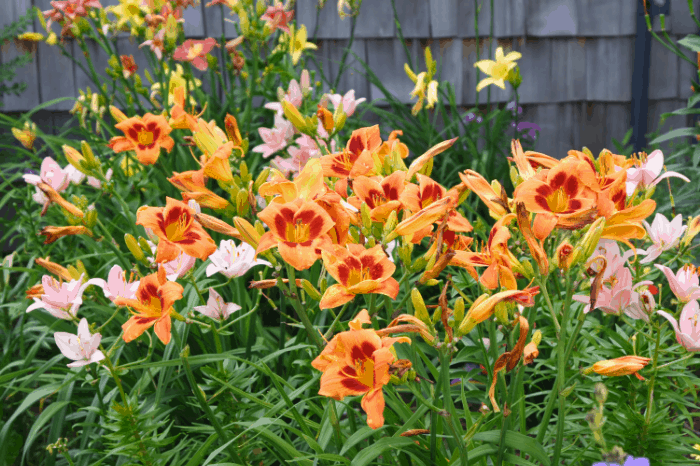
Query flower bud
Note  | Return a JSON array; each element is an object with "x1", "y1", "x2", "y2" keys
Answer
[
  {"x1": 317, "y1": 106, "x2": 334, "y2": 133},
  {"x1": 233, "y1": 217, "x2": 261, "y2": 250},
  {"x1": 453, "y1": 297, "x2": 465, "y2": 323},
  {"x1": 360, "y1": 202, "x2": 372, "y2": 230},
  {"x1": 125, "y1": 234, "x2": 146, "y2": 262},
  {"x1": 585, "y1": 355, "x2": 651, "y2": 379},
  {"x1": 555, "y1": 240, "x2": 575, "y2": 270},
  {"x1": 63, "y1": 144, "x2": 90, "y2": 175},
  {"x1": 282, "y1": 100, "x2": 308, "y2": 133},
  {"x1": 559, "y1": 382, "x2": 576, "y2": 398},
  {"x1": 84, "y1": 207, "x2": 98, "y2": 229},
  {"x1": 39, "y1": 225, "x2": 93, "y2": 245},
  {"x1": 11, "y1": 121, "x2": 37, "y2": 150},
  {"x1": 382, "y1": 210, "x2": 398, "y2": 239},
  {"x1": 301, "y1": 279, "x2": 322, "y2": 301},
  {"x1": 253, "y1": 167, "x2": 271, "y2": 192},
  {"x1": 80, "y1": 141, "x2": 101, "y2": 172},
  {"x1": 235, "y1": 189, "x2": 249, "y2": 216},
  {"x1": 411, "y1": 288, "x2": 430, "y2": 325},
  {"x1": 683, "y1": 214, "x2": 700, "y2": 247}
]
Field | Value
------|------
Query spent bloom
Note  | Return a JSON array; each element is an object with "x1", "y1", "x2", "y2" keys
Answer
[
  {"x1": 657, "y1": 300, "x2": 700, "y2": 352},
  {"x1": 23, "y1": 157, "x2": 69, "y2": 211},
  {"x1": 194, "y1": 288, "x2": 241, "y2": 321},
  {"x1": 206, "y1": 240, "x2": 271, "y2": 278},
  {"x1": 86, "y1": 264, "x2": 140, "y2": 302},
  {"x1": 27, "y1": 274, "x2": 88, "y2": 320},
  {"x1": 474, "y1": 46, "x2": 521, "y2": 92},
  {"x1": 639, "y1": 213, "x2": 686, "y2": 264},
  {"x1": 54, "y1": 318, "x2": 105, "y2": 367}
]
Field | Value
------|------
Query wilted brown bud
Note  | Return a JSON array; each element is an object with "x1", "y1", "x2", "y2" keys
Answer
[
  {"x1": 36, "y1": 182, "x2": 84, "y2": 218},
  {"x1": 39, "y1": 225, "x2": 93, "y2": 244},
  {"x1": 400, "y1": 429, "x2": 430, "y2": 437},
  {"x1": 248, "y1": 278, "x2": 303, "y2": 289}
]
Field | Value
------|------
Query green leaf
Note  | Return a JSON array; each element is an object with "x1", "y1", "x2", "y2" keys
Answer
[
  {"x1": 22, "y1": 400, "x2": 70, "y2": 459},
  {"x1": 688, "y1": 93, "x2": 700, "y2": 108},
  {"x1": 693, "y1": 144, "x2": 700, "y2": 167},
  {"x1": 678, "y1": 34, "x2": 700, "y2": 52},
  {"x1": 649, "y1": 127, "x2": 697, "y2": 145},
  {"x1": 472, "y1": 430, "x2": 551, "y2": 466},
  {"x1": 340, "y1": 426, "x2": 382, "y2": 456},
  {"x1": 350, "y1": 437, "x2": 416, "y2": 466}
]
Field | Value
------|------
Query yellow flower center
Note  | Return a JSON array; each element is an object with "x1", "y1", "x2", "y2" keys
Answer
[
  {"x1": 286, "y1": 219, "x2": 310, "y2": 243},
  {"x1": 347, "y1": 266, "x2": 373, "y2": 286},
  {"x1": 137, "y1": 130, "x2": 154, "y2": 147},
  {"x1": 546, "y1": 188, "x2": 569, "y2": 213},
  {"x1": 165, "y1": 214, "x2": 192, "y2": 242},
  {"x1": 187, "y1": 44, "x2": 204, "y2": 60},
  {"x1": 492, "y1": 62, "x2": 509, "y2": 80},
  {"x1": 355, "y1": 357, "x2": 375, "y2": 388}
]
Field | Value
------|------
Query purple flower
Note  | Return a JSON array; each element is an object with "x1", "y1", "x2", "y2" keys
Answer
[
  {"x1": 593, "y1": 456, "x2": 650, "y2": 466},
  {"x1": 517, "y1": 122, "x2": 541, "y2": 139},
  {"x1": 465, "y1": 112, "x2": 477, "y2": 123},
  {"x1": 506, "y1": 100, "x2": 523, "y2": 114}
]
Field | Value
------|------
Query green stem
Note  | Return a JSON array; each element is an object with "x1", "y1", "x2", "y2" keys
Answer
[
  {"x1": 551, "y1": 271, "x2": 572, "y2": 466},
  {"x1": 282, "y1": 264, "x2": 323, "y2": 349},
  {"x1": 645, "y1": 322, "x2": 662, "y2": 425},
  {"x1": 332, "y1": 15, "x2": 358, "y2": 91},
  {"x1": 323, "y1": 302, "x2": 351, "y2": 339},
  {"x1": 243, "y1": 43, "x2": 259, "y2": 136},
  {"x1": 181, "y1": 347, "x2": 246, "y2": 465}
]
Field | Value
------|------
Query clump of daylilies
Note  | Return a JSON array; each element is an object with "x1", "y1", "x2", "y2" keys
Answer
[{"x1": 25, "y1": 96, "x2": 700, "y2": 430}]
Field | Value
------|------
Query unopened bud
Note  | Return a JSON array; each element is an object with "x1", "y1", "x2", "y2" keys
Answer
[
  {"x1": 411, "y1": 288, "x2": 430, "y2": 325},
  {"x1": 233, "y1": 217, "x2": 261, "y2": 250},
  {"x1": 453, "y1": 297, "x2": 465, "y2": 322},
  {"x1": 125, "y1": 234, "x2": 146, "y2": 261},
  {"x1": 301, "y1": 279, "x2": 322, "y2": 301}
]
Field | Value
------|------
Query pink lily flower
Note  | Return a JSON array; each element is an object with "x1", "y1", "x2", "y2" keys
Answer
[
  {"x1": 146, "y1": 241, "x2": 196, "y2": 281},
  {"x1": 626, "y1": 149, "x2": 690, "y2": 196},
  {"x1": 300, "y1": 70, "x2": 311, "y2": 95},
  {"x1": 260, "y1": 2, "x2": 294, "y2": 34},
  {"x1": 173, "y1": 38, "x2": 217, "y2": 71},
  {"x1": 252, "y1": 115, "x2": 294, "y2": 158},
  {"x1": 24, "y1": 157, "x2": 70, "y2": 214},
  {"x1": 64, "y1": 164, "x2": 86, "y2": 185},
  {"x1": 86, "y1": 168, "x2": 113, "y2": 189},
  {"x1": 639, "y1": 214, "x2": 686, "y2": 264},
  {"x1": 54, "y1": 318, "x2": 105, "y2": 367},
  {"x1": 194, "y1": 288, "x2": 241, "y2": 321},
  {"x1": 49, "y1": 0, "x2": 102, "y2": 21},
  {"x1": 273, "y1": 134, "x2": 320, "y2": 176},
  {"x1": 206, "y1": 240, "x2": 271, "y2": 278},
  {"x1": 657, "y1": 300, "x2": 700, "y2": 352},
  {"x1": 86, "y1": 264, "x2": 139, "y2": 302},
  {"x1": 27, "y1": 274, "x2": 89, "y2": 320},
  {"x1": 264, "y1": 80, "x2": 304, "y2": 115},
  {"x1": 655, "y1": 264, "x2": 700, "y2": 306},
  {"x1": 328, "y1": 89, "x2": 366, "y2": 117},
  {"x1": 625, "y1": 288, "x2": 657, "y2": 323},
  {"x1": 140, "y1": 29, "x2": 166, "y2": 60}
]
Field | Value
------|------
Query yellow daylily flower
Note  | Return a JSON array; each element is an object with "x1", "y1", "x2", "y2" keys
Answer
[
  {"x1": 474, "y1": 46, "x2": 521, "y2": 92},
  {"x1": 17, "y1": 32, "x2": 44, "y2": 42},
  {"x1": 405, "y1": 47, "x2": 439, "y2": 115},
  {"x1": 286, "y1": 24, "x2": 317, "y2": 65},
  {"x1": 108, "y1": 0, "x2": 147, "y2": 33}
]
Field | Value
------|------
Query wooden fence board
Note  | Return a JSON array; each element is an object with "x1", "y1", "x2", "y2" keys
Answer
[
  {"x1": 578, "y1": 101, "x2": 607, "y2": 153},
  {"x1": 366, "y1": 38, "x2": 421, "y2": 103},
  {"x1": 604, "y1": 102, "x2": 632, "y2": 149},
  {"x1": 586, "y1": 37, "x2": 633, "y2": 102},
  {"x1": 394, "y1": 0, "x2": 431, "y2": 38},
  {"x1": 647, "y1": 99, "x2": 688, "y2": 153},
  {"x1": 326, "y1": 39, "x2": 369, "y2": 98},
  {"x1": 517, "y1": 38, "x2": 553, "y2": 104},
  {"x1": 183, "y1": 2, "x2": 205, "y2": 37},
  {"x1": 72, "y1": 40, "x2": 112, "y2": 96},
  {"x1": 36, "y1": 42, "x2": 75, "y2": 110},
  {"x1": 429, "y1": 0, "x2": 458, "y2": 38},
  {"x1": 457, "y1": 0, "x2": 526, "y2": 38},
  {"x1": 577, "y1": 0, "x2": 636, "y2": 36},
  {"x1": 203, "y1": 2, "x2": 225, "y2": 38},
  {"x1": 649, "y1": 36, "x2": 679, "y2": 100},
  {"x1": 2, "y1": 41, "x2": 40, "y2": 111},
  {"x1": 549, "y1": 38, "x2": 586, "y2": 102},
  {"x1": 296, "y1": 0, "x2": 351, "y2": 39},
  {"x1": 223, "y1": 5, "x2": 239, "y2": 38},
  {"x1": 526, "y1": 0, "x2": 578, "y2": 36},
  {"x1": 428, "y1": 39, "x2": 462, "y2": 106},
  {"x1": 306, "y1": 40, "x2": 333, "y2": 94},
  {"x1": 0, "y1": 0, "x2": 33, "y2": 29},
  {"x1": 678, "y1": 35, "x2": 696, "y2": 100},
  {"x1": 670, "y1": 0, "x2": 700, "y2": 35},
  {"x1": 355, "y1": 0, "x2": 394, "y2": 38}
]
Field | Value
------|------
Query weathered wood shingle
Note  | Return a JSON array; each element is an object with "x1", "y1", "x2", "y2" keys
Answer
[
  {"x1": 354, "y1": 1, "x2": 394, "y2": 38},
  {"x1": 393, "y1": 0, "x2": 431, "y2": 38},
  {"x1": 183, "y1": 2, "x2": 205, "y2": 37},
  {"x1": 36, "y1": 43, "x2": 75, "y2": 110},
  {"x1": 549, "y1": 38, "x2": 586, "y2": 102},
  {"x1": 526, "y1": 0, "x2": 578, "y2": 37},
  {"x1": 366, "y1": 38, "x2": 422, "y2": 103},
  {"x1": 670, "y1": 0, "x2": 700, "y2": 35},
  {"x1": 586, "y1": 37, "x2": 634, "y2": 102},
  {"x1": 429, "y1": 0, "x2": 458, "y2": 38},
  {"x1": 457, "y1": 0, "x2": 526, "y2": 38},
  {"x1": 649, "y1": 36, "x2": 679, "y2": 100},
  {"x1": 326, "y1": 39, "x2": 369, "y2": 98},
  {"x1": 577, "y1": 0, "x2": 636, "y2": 36},
  {"x1": 296, "y1": 0, "x2": 351, "y2": 39},
  {"x1": 2, "y1": 42, "x2": 40, "y2": 111}
]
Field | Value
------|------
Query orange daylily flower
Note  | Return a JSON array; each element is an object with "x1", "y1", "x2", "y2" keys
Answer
[
  {"x1": 393, "y1": 197, "x2": 452, "y2": 238},
  {"x1": 515, "y1": 202, "x2": 550, "y2": 276},
  {"x1": 136, "y1": 197, "x2": 217, "y2": 263},
  {"x1": 513, "y1": 160, "x2": 598, "y2": 238},
  {"x1": 320, "y1": 125, "x2": 382, "y2": 179},
  {"x1": 588, "y1": 355, "x2": 651, "y2": 380},
  {"x1": 169, "y1": 85, "x2": 202, "y2": 130},
  {"x1": 508, "y1": 140, "x2": 559, "y2": 171},
  {"x1": 257, "y1": 199, "x2": 335, "y2": 270},
  {"x1": 459, "y1": 170, "x2": 510, "y2": 218},
  {"x1": 169, "y1": 170, "x2": 231, "y2": 210},
  {"x1": 109, "y1": 113, "x2": 175, "y2": 165},
  {"x1": 36, "y1": 257, "x2": 73, "y2": 281},
  {"x1": 348, "y1": 172, "x2": 406, "y2": 222},
  {"x1": 376, "y1": 130, "x2": 409, "y2": 160},
  {"x1": 312, "y1": 312, "x2": 409, "y2": 429},
  {"x1": 114, "y1": 266, "x2": 184, "y2": 345},
  {"x1": 320, "y1": 244, "x2": 399, "y2": 309},
  {"x1": 202, "y1": 141, "x2": 235, "y2": 183},
  {"x1": 405, "y1": 137, "x2": 458, "y2": 180},
  {"x1": 451, "y1": 214, "x2": 518, "y2": 290},
  {"x1": 401, "y1": 174, "x2": 472, "y2": 241}
]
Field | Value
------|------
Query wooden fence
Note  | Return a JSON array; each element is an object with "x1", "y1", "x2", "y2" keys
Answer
[{"x1": 1, "y1": 0, "x2": 698, "y2": 157}]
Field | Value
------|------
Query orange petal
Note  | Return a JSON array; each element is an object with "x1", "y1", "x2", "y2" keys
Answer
[
  {"x1": 122, "y1": 315, "x2": 156, "y2": 343},
  {"x1": 319, "y1": 284, "x2": 356, "y2": 309},
  {"x1": 361, "y1": 388, "x2": 386, "y2": 429},
  {"x1": 154, "y1": 315, "x2": 172, "y2": 345}
]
